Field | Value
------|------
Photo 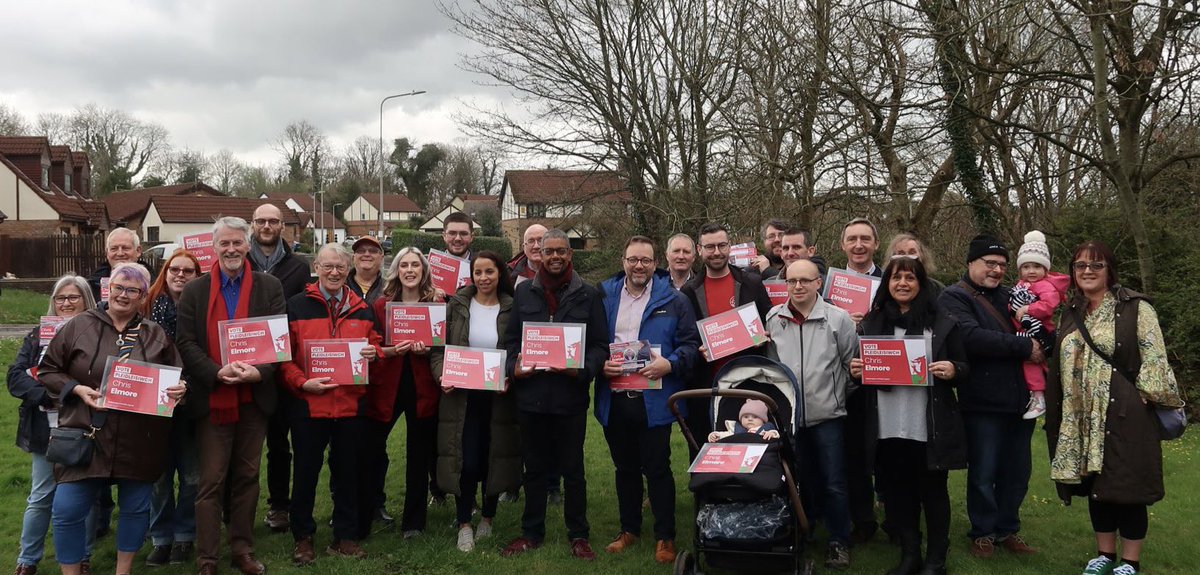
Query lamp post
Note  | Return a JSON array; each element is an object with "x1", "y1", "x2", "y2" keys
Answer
[
  {"x1": 379, "y1": 90, "x2": 426, "y2": 238},
  {"x1": 313, "y1": 190, "x2": 325, "y2": 251},
  {"x1": 332, "y1": 203, "x2": 343, "y2": 244}
]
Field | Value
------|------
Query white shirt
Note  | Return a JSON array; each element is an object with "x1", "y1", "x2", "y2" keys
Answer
[{"x1": 468, "y1": 299, "x2": 501, "y2": 349}]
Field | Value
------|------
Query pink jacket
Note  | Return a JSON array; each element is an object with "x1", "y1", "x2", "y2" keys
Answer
[{"x1": 1016, "y1": 272, "x2": 1070, "y2": 330}]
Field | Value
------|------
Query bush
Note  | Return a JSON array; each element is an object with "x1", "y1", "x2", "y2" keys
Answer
[
  {"x1": 391, "y1": 228, "x2": 514, "y2": 260},
  {"x1": 572, "y1": 248, "x2": 622, "y2": 283}
]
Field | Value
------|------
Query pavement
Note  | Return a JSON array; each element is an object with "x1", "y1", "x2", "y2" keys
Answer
[{"x1": 0, "y1": 325, "x2": 35, "y2": 340}]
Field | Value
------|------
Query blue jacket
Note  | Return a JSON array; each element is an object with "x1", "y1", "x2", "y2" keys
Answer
[{"x1": 595, "y1": 269, "x2": 701, "y2": 428}]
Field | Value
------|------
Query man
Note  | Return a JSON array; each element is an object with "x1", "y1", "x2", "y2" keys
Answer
[
  {"x1": 178, "y1": 217, "x2": 286, "y2": 575},
  {"x1": 765, "y1": 227, "x2": 826, "y2": 280},
  {"x1": 596, "y1": 236, "x2": 700, "y2": 565},
  {"x1": 442, "y1": 211, "x2": 475, "y2": 259},
  {"x1": 247, "y1": 203, "x2": 312, "y2": 533},
  {"x1": 679, "y1": 223, "x2": 773, "y2": 455},
  {"x1": 665, "y1": 233, "x2": 696, "y2": 290},
  {"x1": 751, "y1": 218, "x2": 789, "y2": 276},
  {"x1": 938, "y1": 235, "x2": 1043, "y2": 559},
  {"x1": 499, "y1": 229, "x2": 609, "y2": 561},
  {"x1": 841, "y1": 217, "x2": 881, "y2": 278},
  {"x1": 87, "y1": 227, "x2": 144, "y2": 302},
  {"x1": 508, "y1": 223, "x2": 547, "y2": 285},
  {"x1": 346, "y1": 236, "x2": 385, "y2": 306},
  {"x1": 278, "y1": 243, "x2": 383, "y2": 566},
  {"x1": 766, "y1": 259, "x2": 859, "y2": 570}
]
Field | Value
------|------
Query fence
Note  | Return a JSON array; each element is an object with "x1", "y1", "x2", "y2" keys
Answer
[{"x1": 0, "y1": 235, "x2": 107, "y2": 279}]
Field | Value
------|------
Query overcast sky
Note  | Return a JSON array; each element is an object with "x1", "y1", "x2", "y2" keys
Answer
[{"x1": 0, "y1": 0, "x2": 507, "y2": 167}]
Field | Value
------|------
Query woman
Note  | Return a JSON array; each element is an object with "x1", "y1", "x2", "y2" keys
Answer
[
  {"x1": 142, "y1": 250, "x2": 201, "y2": 566},
  {"x1": 849, "y1": 257, "x2": 968, "y2": 575},
  {"x1": 431, "y1": 251, "x2": 522, "y2": 552},
  {"x1": 1045, "y1": 241, "x2": 1183, "y2": 575},
  {"x1": 8, "y1": 276, "x2": 96, "y2": 575},
  {"x1": 886, "y1": 233, "x2": 944, "y2": 295},
  {"x1": 367, "y1": 247, "x2": 442, "y2": 539},
  {"x1": 39, "y1": 262, "x2": 186, "y2": 575}
]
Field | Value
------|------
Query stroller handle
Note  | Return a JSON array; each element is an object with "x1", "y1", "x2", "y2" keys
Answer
[{"x1": 668, "y1": 388, "x2": 779, "y2": 452}]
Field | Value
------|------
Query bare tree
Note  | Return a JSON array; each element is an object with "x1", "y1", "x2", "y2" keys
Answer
[
  {"x1": 274, "y1": 120, "x2": 330, "y2": 191},
  {"x1": 210, "y1": 149, "x2": 244, "y2": 195},
  {"x1": 61, "y1": 104, "x2": 170, "y2": 195},
  {"x1": 0, "y1": 103, "x2": 29, "y2": 135}
]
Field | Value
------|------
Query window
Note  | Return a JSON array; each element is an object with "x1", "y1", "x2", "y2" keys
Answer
[
  {"x1": 65, "y1": 174, "x2": 72, "y2": 193},
  {"x1": 526, "y1": 203, "x2": 546, "y2": 218},
  {"x1": 147, "y1": 227, "x2": 160, "y2": 242},
  {"x1": 41, "y1": 166, "x2": 50, "y2": 189}
]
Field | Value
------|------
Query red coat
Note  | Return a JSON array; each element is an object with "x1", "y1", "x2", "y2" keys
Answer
[
  {"x1": 280, "y1": 283, "x2": 384, "y2": 419},
  {"x1": 369, "y1": 297, "x2": 440, "y2": 421}
]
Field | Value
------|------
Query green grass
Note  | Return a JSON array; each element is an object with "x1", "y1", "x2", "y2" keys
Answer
[
  {"x1": 0, "y1": 289, "x2": 48, "y2": 324},
  {"x1": 1, "y1": 337, "x2": 1197, "y2": 574}
]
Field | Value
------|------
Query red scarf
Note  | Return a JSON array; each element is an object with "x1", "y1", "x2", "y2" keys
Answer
[
  {"x1": 206, "y1": 261, "x2": 255, "y2": 424},
  {"x1": 535, "y1": 262, "x2": 574, "y2": 316}
]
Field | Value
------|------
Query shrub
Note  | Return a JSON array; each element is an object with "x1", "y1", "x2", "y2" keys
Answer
[{"x1": 391, "y1": 228, "x2": 514, "y2": 260}]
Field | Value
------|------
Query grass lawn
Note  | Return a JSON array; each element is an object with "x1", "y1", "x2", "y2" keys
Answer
[
  {"x1": 0, "y1": 336, "x2": 1196, "y2": 574},
  {"x1": 0, "y1": 288, "x2": 49, "y2": 324}
]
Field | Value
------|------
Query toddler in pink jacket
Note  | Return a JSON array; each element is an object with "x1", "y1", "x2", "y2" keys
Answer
[{"x1": 1011, "y1": 231, "x2": 1070, "y2": 419}]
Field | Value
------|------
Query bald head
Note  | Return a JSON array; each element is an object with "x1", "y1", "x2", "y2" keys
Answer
[
  {"x1": 785, "y1": 259, "x2": 822, "y2": 310},
  {"x1": 251, "y1": 203, "x2": 285, "y2": 249}
]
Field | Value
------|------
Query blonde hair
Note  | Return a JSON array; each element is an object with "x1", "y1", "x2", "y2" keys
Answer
[
  {"x1": 886, "y1": 232, "x2": 937, "y2": 275},
  {"x1": 383, "y1": 247, "x2": 439, "y2": 302}
]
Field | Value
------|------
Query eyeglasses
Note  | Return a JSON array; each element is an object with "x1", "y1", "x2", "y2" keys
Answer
[
  {"x1": 979, "y1": 259, "x2": 1008, "y2": 271},
  {"x1": 523, "y1": 238, "x2": 543, "y2": 247},
  {"x1": 786, "y1": 277, "x2": 820, "y2": 287},
  {"x1": 700, "y1": 242, "x2": 730, "y2": 253},
  {"x1": 623, "y1": 257, "x2": 655, "y2": 267},
  {"x1": 317, "y1": 263, "x2": 348, "y2": 273},
  {"x1": 53, "y1": 294, "x2": 83, "y2": 304},
  {"x1": 444, "y1": 231, "x2": 471, "y2": 238},
  {"x1": 167, "y1": 266, "x2": 197, "y2": 276},
  {"x1": 252, "y1": 218, "x2": 282, "y2": 227},
  {"x1": 110, "y1": 285, "x2": 144, "y2": 298},
  {"x1": 354, "y1": 247, "x2": 382, "y2": 255},
  {"x1": 540, "y1": 247, "x2": 570, "y2": 257},
  {"x1": 1072, "y1": 261, "x2": 1107, "y2": 272}
]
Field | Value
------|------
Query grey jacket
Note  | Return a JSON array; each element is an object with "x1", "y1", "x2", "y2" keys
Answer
[{"x1": 766, "y1": 299, "x2": 859, "y2": 427}]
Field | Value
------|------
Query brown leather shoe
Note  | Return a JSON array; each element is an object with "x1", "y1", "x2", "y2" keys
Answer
[
  {"x1": 13, "y1": 564, "x2": 37, "y2": 575},
  {"x1": 292, "y1": 537, "x2": 316, "y2": 567},
  {"x1": 325, "y1": 540, "x2": 366, "y2": 559},
  {"x1": 500, "y1": 537, "x2": 541, "y2": 558},
  {"x1": 654, "y1": 540, "x2": 676, "y2": 564},
  {"x1": 999, "y1": 534, "x2": 1037, "y2": 555},
  {"x1": 604, "y1": 532, "x2": 638, "y2": 553},
  {"x1": 230, "y1": 553, "x2": 265, "y2": 575},
  {"x1": 197, "y1": 564, "x2": 217, "y2": 575},
  {"x1": 570, "y1": 538, "x2": 596, "y2": 561},
  {"x1": 969, "y1": 536, "x2": 995, "y2": 558}
]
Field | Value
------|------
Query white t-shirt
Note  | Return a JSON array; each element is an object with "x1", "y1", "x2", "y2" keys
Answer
[{"x1": 468, "y1": 299, "x2": 501, "y2": 349}]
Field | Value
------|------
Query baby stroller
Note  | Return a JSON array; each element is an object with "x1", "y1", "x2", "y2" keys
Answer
[{"x1": 668, "y1": 355, "x2": 813, "y2": 575}]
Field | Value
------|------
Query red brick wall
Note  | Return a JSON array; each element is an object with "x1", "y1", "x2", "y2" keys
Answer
[{"x1": 0, "y1": 220, "x2": 79, "y2": 237}]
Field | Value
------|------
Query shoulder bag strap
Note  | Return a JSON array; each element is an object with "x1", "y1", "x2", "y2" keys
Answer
[
  {"x1": 956, "y1": 281, "x2": 1015, "y2": 334},
  {"x1": 1069, "y1": 306, "x2": 1138, "y2": 386},
  {"x1": 92, "y1": 319, "x2": 144, "y2": 430}
]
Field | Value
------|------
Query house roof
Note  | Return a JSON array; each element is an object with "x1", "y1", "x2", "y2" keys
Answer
[
  {"x1": 459, "y1": 194, "x2": 500, "y2": 211},
  {"x1": 104, "y1": 182, "x2": 224, "y2": 224},
  {"x1": 363, "y1": 193, "x2": 420, "y2": 213},
  {"x1": 71, "y1": 151, "x2": 89, "y2": 166},
  {"x1": 262, "y1": 191, "x2": 321, "y2": 213},
  {"x1": 502, "y1": 170, "x2": 630, "y2": 205},
  {"x1": 50, "y1": 145, "x2": 74, "y2": 163},
  {"x1": 149, "y1": 195, "x2": 302, "y2": 225},
  {"x1": 0, "y1": 136, "x2": 51, "y2": 156},
  {"x1": 0, "y1": 146, "x2": 106, "y2": 226}
]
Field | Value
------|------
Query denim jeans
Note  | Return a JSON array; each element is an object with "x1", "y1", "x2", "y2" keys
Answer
[
  {"x1": 52, "y1": 479, "x2": 153, "y2": 565},
  {"x1": 796, "y1": 417, "x2": 851, "y2": 545},
  {"x1": 149, "y1": 421, "x2": 200, "y2": 545},
  {"x1": 17, "y1": 453, "x2": 97, "y2": 566},
  {"x1": 963, "y1": 413, "x2": 1034, "y2": 539}
]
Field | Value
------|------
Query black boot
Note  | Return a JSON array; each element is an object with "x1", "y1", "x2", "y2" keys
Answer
[
  {"x1": 886, "y1": 531, "x2": 923, "y2": 575},
  {"x1": 916, "y1": 537, "x2": 948, "y2": 575}
]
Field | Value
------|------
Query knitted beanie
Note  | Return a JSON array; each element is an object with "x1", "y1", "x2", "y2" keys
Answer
[
  {"x1": 966, "y1": 234, "x2": 1008, "y2": 263},
  {"x1": 739, "y1": 399, "x2": 769, "y2": 421},
  {"x1": 1017, "y1": 230, "x2": 1051, "y2": 270}
]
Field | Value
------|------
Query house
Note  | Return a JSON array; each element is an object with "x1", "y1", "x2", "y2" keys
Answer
[
  {"x1": 141, "y1": 195, "x2": 302, "y2": 244},
  {"x1": 71, "y1": 151, "x2": 92, "y2": 198},
  {"x1": 343, "y1": 192, "x2": 421, "y2": 238},
  {"x1": 260, "y1": 191, "x2": 344, "y2": 244},
  {"x1": 0, "y1": 136, "x2": 109, "y2": 237},
  {"x1": 418, "y1": 194, "x2": 500, "y2": 234},
  {"x1": 498, "y1": 169, "x2": 631, "y2": 249},
  {"x1": 103, "y1": 182, "x2": 224, "y2": 233}
]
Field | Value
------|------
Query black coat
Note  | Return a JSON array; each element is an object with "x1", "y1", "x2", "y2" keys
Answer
[
  {"x1": 860, "y1": 308, "x2": 970, "y2": 471},
  {"x1": 679, "y1": 264, "x2": 773, "y2": 387},
  {"x1": 7, "y1": 329, "x2": 50, "y2": 454},
  {"x1": 248, "y1": 246, "x2": 311, "y2": 300}
]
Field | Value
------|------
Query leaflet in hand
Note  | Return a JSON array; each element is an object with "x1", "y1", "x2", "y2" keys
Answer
[
  {"x1": 218, "y1": 315, "x2": 291, "y2": 366},
  {"x1": 100, "y1": 277, "x2": 110, "y2": 300},
  {"x1": 729, "y1": 242, "x2": 758, "y2": 268},
  {"x1": 39, "y1": 316, "x2": 67, "y2": 345},
  {"x1": 697, "y1": 303, "x2": 768, "y2": 362},
  {"x1": 687, "y1": 443, "x2": 769, "y2": 474},
  {"x1": 441, "y1": 345, "x2": 508, "y2": 391},
  {"x1": 428, "y1": 249, "x2": 472, "y2": 295},
  {"x1": 520, "y1": 322, "x2": 586, "y2": 370},
  {"x1": 823, "y1": 268, "x2": 881, "y2": 316},
  {"x1": 305, "y1": 339, "x2": 370, "y2": 386},
  {"x1": 763, "y1": 279, "x2": 789, "y2": 306},
  {"x1": 180, "y1": 232, "x2": 217, "y2": 268},
  {"x1": 859, "y1": 336, "x2": 931, "y2": 386},
  {"x1": 98, "y1": 357, "x2": 181, "y2": 417},
  {"x1": 385, "y1": 302, "x2": 447, "y2": 346},
  {"x1": 609, "y1": 342, "x2": 662, "y2": 391}
]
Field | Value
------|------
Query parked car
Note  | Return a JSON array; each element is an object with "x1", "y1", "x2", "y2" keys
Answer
[{"x1": 143, "y1": 242, "x2": 181, "y2": 262}]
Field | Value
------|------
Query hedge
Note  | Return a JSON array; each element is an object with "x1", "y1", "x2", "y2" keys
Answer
[{"x1": 390, "y1": 228, "x2": 513, "y2": 260}]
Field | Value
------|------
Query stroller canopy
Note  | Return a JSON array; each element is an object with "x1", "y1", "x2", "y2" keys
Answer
[{"x1": 710, "y1": 355, "x2": 801, "y2": 435}]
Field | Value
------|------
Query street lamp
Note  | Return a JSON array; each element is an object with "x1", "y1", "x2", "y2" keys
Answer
[
  {"x1": 379, "y1": 90, "x2": 426, "y2": 238},
  {"x1": 332, "y1": 203, "x2": 343, "y2": 244},
  {"x1": 313, "y1": 190, "x2": 325, "y2": 251}
]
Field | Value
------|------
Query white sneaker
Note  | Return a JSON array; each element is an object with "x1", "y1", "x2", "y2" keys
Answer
[
  {"x1": 475, "y1": 521, "x2": 493, "y2": 541},
  {"x1": 457, "y1": 526, "x2": 475, "y2": 552},
  {"x1": 1023, "y1": 393, "x2": 1046, "y2": 420}
]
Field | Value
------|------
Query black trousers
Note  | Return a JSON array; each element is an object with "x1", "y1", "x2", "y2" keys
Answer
[
  {"x1": 265, "y1": 399, "x2": 293, "y2": 511},
  {"x1": 875, "y1": 438, "x2": 950, "y2": 546},
  {"x1": 456, "y1": 390, "x2": 499, "y2": 525},
  {"x1": 603, "y1": 392, "x2": 676, "y2": 541},
  {"x1": 289, "y1": 416, "x2": 371, "y2": 542},
  {"x1": 518, "y1": 410, "x2": 589, "y2": 542},
  {"x1": 844, "y1": 392, "x2": 878, "y2": 531},
  {"x1": 365, "y1": 373, "x2": 436, "y2": 533},
  {"x1": 685, "y1": 397, "x2": 713, "y2": 461}
]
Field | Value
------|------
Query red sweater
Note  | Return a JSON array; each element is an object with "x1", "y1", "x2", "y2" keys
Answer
[{"x1": 368, "y1": 297, "x2": 440, "y2": 421}]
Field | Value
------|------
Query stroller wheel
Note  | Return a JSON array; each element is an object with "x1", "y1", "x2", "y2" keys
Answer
[{"x1": 672, "y1": 549, "x2": 695, "y2": 575}]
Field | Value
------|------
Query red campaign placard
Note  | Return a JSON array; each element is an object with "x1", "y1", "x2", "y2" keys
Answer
[
  {"x1": 100, "y1": 277, "x2": 110, "y2": 300},
  {"x1": 763, "y1": 280, "x2": 789, "y2": 307},
  {"x1": 697, "y1": 303, "x2": 768, "y2": 362},
  {"x1": 39, "y1": 316, "x2": 67, "y2": 346},
  {"x1": 441, "y1": 346, "x2": 508, "y2": 391},
  {"x1": 687, "y1": 443, "x2": 769, "y2": 474},
  {"x1": 180, "y1": 232, "x2": 217, "y2": 268},
  {"x1": 219, "y1": 315, "x2": 291, "y2": 366},
  {"x1": 824, "y1": 268, "x2": 881, "y2": 316},
  {"x1": 520, "y1": 322, "x2": 586, "y2": 370},
  {"x1": 428, "y1": 249, "x2": 472, "y2": 295},
  {"x1": 729, "y1": 242, "x2": 758, "y2": 268},
  {"x1": 305, "y1": 339, "x2": 370, "y2": 386},
  {"x1": 860, "y1": 337, "x2": 930, "y2": 386},
  {"x1": 609, "y1": 343, "x2": 662, "y2": 391},
  {"x1": 385, "y1": 303, "x2": 447, "y2": 346},
  {"x1": 98, "y1": 357, "x2": 181, "y2": 417}
]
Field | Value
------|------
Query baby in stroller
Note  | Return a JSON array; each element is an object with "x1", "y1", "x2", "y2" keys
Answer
[{"x1": 708, "y1": 399, "x2": 781, "y2": 442}]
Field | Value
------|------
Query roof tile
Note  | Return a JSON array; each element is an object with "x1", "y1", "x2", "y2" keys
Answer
[{"x1": 503, "y1": 170, "x2": 630, "y2": 204}]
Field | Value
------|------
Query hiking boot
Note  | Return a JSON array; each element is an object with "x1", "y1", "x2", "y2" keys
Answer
[
  {"x1": 457, "y1": 526, "x2": 475, "y2": 552},
  {"x1": 500, "y1": 537, "x2": 541, "y2": 557},
  {"x1": 169, "y1": 542, "x2": 194, "y2": 565},
  {"x1": 292, "y1": 537, "x2": 316, "y2": 567},
  {"x1": 264, "y1": 509, "x2": 289, "y2": 533},
  {"x1": 570, "y1": 538, "x2": 596, "y2": 561},
  {"x1": 146, "y1": 544, "x2": 172, "y2": 567},
  {"x1": 1082, "y1": 556, "x2": 1116, "y2": 575},
  {"x1": 654, "y1": 540, "x2": 676, "y2": 564},
  {"x1": 326, "y1": 540, "x2": 366, "y2": 559},
  {"x1": 969, "y1": 536, "x2": 995, "y2": 558},
  {"x1": 999, "y1": 533, "x2": 1037, "y2": 555},
  {"x1": 825, "y1": 542, "x2": 850, "y2": 570},
  {"x1": 604, "y1": 532, "x2": 637, "y2": 553}
]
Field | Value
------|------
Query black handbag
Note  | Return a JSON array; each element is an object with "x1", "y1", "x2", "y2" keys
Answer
[{"x1": 45, "y1": 411, "x2": 105, "y2": 466}]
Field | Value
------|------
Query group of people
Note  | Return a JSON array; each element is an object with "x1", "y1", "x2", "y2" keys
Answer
[{"x1": 6, "y1": 204, "x2": 1185, "y2": 575}]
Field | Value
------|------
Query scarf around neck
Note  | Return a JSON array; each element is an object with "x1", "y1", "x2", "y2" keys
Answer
[
  {"x1": 535, "y1": 262, "x2": 574, "y2": 317},
  {"x1": 206, "y1": 261, "x2": 255, "y2": 424}
]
